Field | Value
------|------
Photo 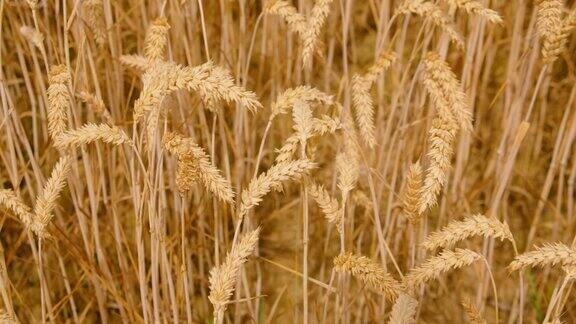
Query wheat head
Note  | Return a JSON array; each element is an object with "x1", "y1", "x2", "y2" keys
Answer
[
  {"x1": 389, "y1": 293, "x2": 418, "y2": 324},
  {"x1": 509, "y1": 242, "x2": 576, "y2": 272}
]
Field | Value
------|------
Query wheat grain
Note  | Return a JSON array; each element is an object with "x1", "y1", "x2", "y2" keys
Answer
[
  {"x1": 32, "y1": 155, "x2": 72, "y2": 237},
  {"x1": 422, "y1": 214, "x2": 513, "y2": 251},
  {"x1": 239, "y1": 159, "x2": 316, "y2": 219},
  {"x1": 333, "y1": 253, "x2": 401, "y2": 301},
  {"x1": 54, "y1": 123, "x2": 132, "y2": 149},
  {"x1": 509, "y1": 243, "x2": 576, "y2": 272},
  {"x1": 209, "y1": 227, "x2": 260, "y2": 319},
  {"x1": 389, "y1": 293, "x2": 418, "y2": 324},
  {"x1": 403, "y1": 248, "x2": 482, "y2": 292}
]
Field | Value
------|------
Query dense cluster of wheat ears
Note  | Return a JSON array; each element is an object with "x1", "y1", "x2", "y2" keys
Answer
[{"x1": 2, "y1": 0, "x2": 576, "y2": 322}]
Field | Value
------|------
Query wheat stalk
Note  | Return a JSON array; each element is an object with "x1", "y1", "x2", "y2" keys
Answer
[
  {"x1": 389, "y1": 293, "x2": 418, "y2": 324},
  {"x1": 239, "y1": 159, "x2": 316, "y2": 219},
  {"x1": 32, "y1": 155, "x2": 72, "y2": 237},
  {"x1": 209, "y1": 227, "x2": 260, "y2": 321},
  {"x1": 83, "y1": 0, "x2": 107, "y2": 46},
  {"x1": 422, "y1": 214, "x2": 513, "y2": 251},
  {"x1": 0, "y1": 189, "x2": 33, "y2": 230},
  {"x1": 398, "y1": 0, "x2": 464, "y2": 48},
  {"x1": 403, "y1": 248, "x2": 482, "y2": 292},
  {"x1": 54, "y1": 123, "x2": 132, "y2": 149},
  {"x1": 47, "y1": 65, "x2": 71, "y2": 141},
  {"x1": 509, "y1": 243, "x2": 576, "y2": 272},
  {"x1": 333, "y1": 253, "x2": 401, "y2": 301}
]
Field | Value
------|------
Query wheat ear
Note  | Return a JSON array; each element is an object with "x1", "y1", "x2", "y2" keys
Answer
[
  {"x1": 389, "y1": 293, "x2": 418, "y2": 324},
  {"x1": 266, "y1": 0, "x2": 308, "y2": 34},
  {"x1": 76, "y1": 91, "x2": 113, "y2": 122},
  {"x1": 19, "y1": 25, "x2": 44, "y2": 49},
  {"x1": 308, "y1": 182, "x2": 341, "y2": 229},
  {"x1": 422, "y1": 214, "x2": 513, "y2": 251},
  {"x1": 443, "y1": 0, "x2": 502, "y2": 24},
  {"x1": 239, "y1": 159, "x2": 316, "y2": 219},
  {"x1": 461, "y1": 298, "x2": 487, "y2": 324},
  {"x1": 54, "y1": 123, "x2": 132, "y2": 150},
  {"x1": 292, "y1": 100, "x2": 314, "y2": 144},
  {"x1": 163, "y1": 132, "x2": 235, "y2": 204},
  {"x1": 209, "y1": 227, "x2": 260, "y2": 320},
  {"x1": 508, "y1": 242, "x2": 576, "y2": 272},
  {"x1": 401, "y1": 162, "x2": 423, "y2": 224},
  {"x1": 403, "y1": 248, "x2": 482, "y2": 292},
  {"x1": 270, "y1": 85, "x2": 334, "y2": 119},
  {"x1": 333, "y1": 253, "x2": 401, "y2": 301},
  {"x1": 302, "y1": 0, "x2": 334, "y2": 67},
  {"x1": 541, "y1": 7, "x2": 576, "y2": 62},
  {"x1": 0, "y1": 189, "x2": 33, "y2": 230},
  {"x1": 47, "y1": 65, "x2": 71, "y2": 141},
  {"x1": 119, "y1": 54, "x2": 150, "y2": 72},
  {"x1": 83, "y1": 0, "x2": 107, "y2": 46},
  {"x1": 32, "y1": 155, "x2": 72, "y2": 237},
  {"x1": 398, "y1": 0, "x2": 464, "y2": 48},
  {"x1": 145, "y1": 17, "x2": 171, "y2": 61}
]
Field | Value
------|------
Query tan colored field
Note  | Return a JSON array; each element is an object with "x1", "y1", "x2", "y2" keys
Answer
[{"x1": 1, "y1": 0, "x2": 576, "y2": 322}]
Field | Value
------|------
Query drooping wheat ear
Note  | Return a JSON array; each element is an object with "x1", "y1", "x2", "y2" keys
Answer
[
  {"x1": 423, "y1": 52, "x2": 473, "y2": 131},
  {"x1": 119, "y1": 54, "x2": 150, "y2": 73},
  {"x1": 144, "y1": 17, "x2": 171, "y2": 61},
  {"x1": 266, "y1": 0, "x2": 308, "y2": 34},
  {"x1": 397, "y1": 0, "x2": 464, "y2": 48},
  {"x1": 313, "y1": 115, "x2": 341, "y2": 134},
  {"x1": 19, "y1": 25, "x2": 44, "y2": 49},
  {"x1": 401, "y1": 162, "x2": 423, "y2": 224},
  {"x1": 133, "y1": 61, "x2": 181, "y2": 120},
  {"x1": 461, "y1": 298, "x2": 487, "y2": 324},
  {"x1": 403, "y1": 248, "x2": 482, "y2": 292},
  {"x1": 443, "y1": 0, "x2": 502, "y2": 24},
  {"x1": 422, "y1": 214, "x2": 513, "y2": 251},
  {"x1": 54, "y1": 123, "x2": 132, "y2": 150},
  {"x1": 336, "y1": 151, "x2": 359, "y2": 197},
  {"x1": 302, "y1": 0, "x2": 334, "y2": 67},
  {"x1": 209, "y1": 227, "x2": 260, "y2": 319},
  {"x1": 508, "y1": 243, "x2": 576, "y2": 272},
  {"x1": 82, "y1": 0, "x2": 107, "y2": 46},
  {"x1": 163, "y1": 132, "x2": 235, "y2": 203},
  {"x1": 333, "y1": 253, "x2": 401, "y2": 301},
  {"x1": 541, "y1": 8, "x2": 576, "y2": 62},
  {"x1": 389, "y1": 293, "x2": 418, "y2": 324},
  {"x1": 292, "y1": 100, "x2": 314, "y2": 144},
  {"x1": 47, "y1": 65, "x2": 71, "y2": 141},
  {"x1": 32, "y1": 155, "x2": 72, "y2": 237},
  {"x1": 270, "y1": 85, "x2": 334, "y2": 119},
  {"x1": 76, "y1": 91, "x2": 112, "y2": 122},
  {"x1": 308, "y1": 182, "x2": 341, "y2": 229},
  {"x1": 364, "y1": 51, "x2": 396, "y2": 83},
  {"x1": 239, "y1": 159, "x2": 317, "y2": 219},
  {"x1": 417, "y1": 117, "x2": 457, "y2": 214},
  {"x1": 536, "y1": 0, "x2": 563, "y2": 41},
  {"x1": 0, "y1": 189, "x2": 33, "y2": 229}
]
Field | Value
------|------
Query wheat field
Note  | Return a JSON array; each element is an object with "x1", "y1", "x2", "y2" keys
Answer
[{"x1": 1, "y1": 0, "x2": 576, "y2": 323}]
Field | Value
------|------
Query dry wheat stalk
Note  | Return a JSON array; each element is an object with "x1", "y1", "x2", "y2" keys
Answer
[
  {"x1": 145, "y1": 17, "x2": 170, "y2": 61},
  {"x1": 163, "y1": 132, "x2": 234, "y2": 203},
  {"x1": 54, "y1": 123, "x2": 132, "y2": 149},
  {"x1": 308, "y1": 181, "x2": 341, "y2": 229},
  {"x1": 239, "y1": 159, "x2": 316, "y2": 219},
  {"x1": 422, "y1": 214, "x2": 513, "y2": 251},
  {"x1": 397, "y1": 0, "x2": 464, "y2": 48},
  {"x1": 401, "y1": 162, "x2": 423, "y2": 224},
  {"x1": 423, "y1": 52, "x2": 473, "y2": 131},
  {"x1": 209, "y1": 227, "x2": 260, "y2": 320},
  {"x1": 32, "y1": 155, "x2": 72, "y2": 237},
  {"x1": 19, "y1": 25, "x2": 43, "y2": 49},
  {"x1": 0, "y1": 189, "x2": 33, "y2": 230},
  {"x1": 389, "y1": 293, "x2": 418, "y2": 324},
  {"x1": 443, "y1": 0, "x2": 502, "y2": 24},
  {"x1": 403, "y1": 248, "x2": 482, "y2": 292},
  {"x1": 461, "y1": 298, "x2": 487, "y2": 324},
  {"x1": 333, "y1": 253, "x2": 401, "y2": 301},
  {"x1": 417, "y1": 117, "x2": 456, "y2": 214},
  {"x1": 509, "y1": 243, "x2": 576, "y2": 272},
  {"x1": 83, "y1": 0, "x2": 107, "y2": 46},
  {"x1": 47, "y1": 65, "x2": 71, "y2": 141}
]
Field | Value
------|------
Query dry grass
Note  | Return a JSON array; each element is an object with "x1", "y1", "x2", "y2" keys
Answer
[{"x1": 2, "y1": 0, "x2": 576, "y2": 323}]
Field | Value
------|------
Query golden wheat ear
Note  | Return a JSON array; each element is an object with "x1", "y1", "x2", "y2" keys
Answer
[
  {"x1": 508, "y1": 243, "x2": 576, "y2": 272},
  {"x1": 461, "y1": 298, "x2": 487, "y2": 324},
  {"x1": 389, "y1": 293, "x2": 418, "y2": 324},
  {"x1": 0, "y1": 189, "x2": 34, "y2": 230},
  {"x1": 82, "y1": 0, "x2": 107, "y2": 46},
  {"x1": 47, "y1": 65, "x2": 72, "y2": 141},
  {"x1": 308, "y1": 181, "x2": 341, "y2": 229},
  {"x1": 401, "y1": 162, "x2": 423, "y2": 224},
  {"x1": 144, "y1": 16, "x2": 171, "y2": 61},
  {"x1": 54, "y1": 123, "x2": 132, "y2": 150},
  {"x1": 19, "y1": 25, "x2": 44, "y2": 50},
  {"x1": 443, "y1": 0, "x2": 502, "y2": 24},
  {"x1": 208, "y1": 227, "x2": 260, "y2": 320},
  {"x1": 333, "y1": 252, "x2": 402, "y2": 301}
]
